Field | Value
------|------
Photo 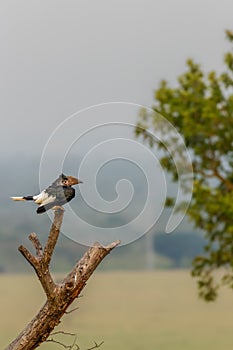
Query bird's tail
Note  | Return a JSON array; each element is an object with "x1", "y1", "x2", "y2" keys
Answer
[
  {"x1": 37, "y1": 203, "x2": 55, "y2": 214},
  {"x1": 11, "y1": 196, "x2": 34, "y2": 201}
]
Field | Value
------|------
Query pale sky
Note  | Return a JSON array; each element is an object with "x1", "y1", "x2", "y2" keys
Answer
[
  {"x1": 1, "y1": 0, "x2": 233, "y2": 158},
  {"x1": 1, "y1": 0, "x2": 233, "y2": 244}
]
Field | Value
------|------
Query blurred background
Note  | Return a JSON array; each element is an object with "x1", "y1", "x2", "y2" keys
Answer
[{"x1": 1, "y1": 1, "x2": 233, "y2": 349}]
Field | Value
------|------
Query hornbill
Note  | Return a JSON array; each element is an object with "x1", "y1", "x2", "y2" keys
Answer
[{"x1": 11, "y1": 174, "x2": 83, "y2": 214}]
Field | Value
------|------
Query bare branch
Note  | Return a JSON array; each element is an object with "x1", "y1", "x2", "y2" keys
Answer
[
  {"x1": 18, "y1": 223, "x2": 59, "y2": 300},
  {"x1": 65, "y1": 306, "x2": 79, "y2": 314},
  {"x1": 47, "y1": 332, "x2": 104, "y2": 350},
  {"x1": 5, "y1": 208, "x2": 119, "y2": 350},
  {"x1": 37, "y1": 270, "x2": 56, "y2": 300},
  {"x1": 18, "y1": 245, "x2": 38, "y2": 268},
  {"x1": 43, "y1": 206, "x2": 64, "y2": 266},
  {"x1": 50, "y1": 331, "x2": 78, "y2": 337},
  {"x1": 62, "y1": 240, "x2": 121, "y2": 299},
  {"x1": 86, "y1": 341, "x2": 104, "y2": 350},
  {"x1": 29, "y1": 232, "x2": 43, "y2": 257},
  {"x1": 46, "y1": 337, "x2": 79, "y2": 350},
  {"x1": 47, "y1": 331, "x2": 80, "y2": 349}
]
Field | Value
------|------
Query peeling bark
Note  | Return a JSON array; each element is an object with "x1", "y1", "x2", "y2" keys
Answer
[{"x1": 5, "y1": 208, "x2": 120, "y2": 350}]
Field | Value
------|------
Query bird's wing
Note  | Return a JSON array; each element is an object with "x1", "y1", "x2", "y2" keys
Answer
[
  {"x1": 34, "y1": 190, "x2": 56, "y2": 205},
  {"x1": 34, "y1": 175, "x2": 67, "y2": 205},
  {"x1": 36, "y1": 185, "x2": 71, "y2": 206},
  {"x1": 63, "y1": 187, "x2": 75, "y2": 202},
  {"x1": 47, "y1": 185, "x2": 67, "y2": 201}
]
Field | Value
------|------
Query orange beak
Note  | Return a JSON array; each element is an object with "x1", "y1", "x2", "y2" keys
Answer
[{"x1": 67, "y1": 176, "x2": 83, "y2": 186}]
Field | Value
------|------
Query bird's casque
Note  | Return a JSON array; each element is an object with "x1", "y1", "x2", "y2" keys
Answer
[{"x1": 11, "y1": 174, "x2": 82, "y2": 214}]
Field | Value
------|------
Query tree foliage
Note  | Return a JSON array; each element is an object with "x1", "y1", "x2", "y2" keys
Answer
[{"x1": 136, "y1": 30, "x2": 233, "y2": 301}]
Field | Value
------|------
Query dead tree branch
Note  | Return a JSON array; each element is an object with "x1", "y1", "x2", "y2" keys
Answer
[
  {"x1": 5, "y1": 208, "x2": 120, "y2": 350},
  {"x1": 86, "y1": 341, "x2": 104, "y2": 350},
  {"x1": 46, "y1": 331, "x2": 79, "y2": 350},
  {"x1": 46, "y1": 330, "x2": 104, "y2": 350}
]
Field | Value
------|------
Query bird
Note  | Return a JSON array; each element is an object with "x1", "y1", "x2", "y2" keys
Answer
[{"x1": 11, "y1": 174, "x2": 83, "y2": 214}]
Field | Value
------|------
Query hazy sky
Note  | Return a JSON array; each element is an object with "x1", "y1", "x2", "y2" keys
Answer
[
  {"x1": 2, "y1": 0, "x2": 233, "y2": 245},
  {"x1": 1, "y1": 0, "x2": 233, "y2": 158}
]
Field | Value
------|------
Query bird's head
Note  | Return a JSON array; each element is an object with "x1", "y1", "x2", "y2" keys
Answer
[{"x1": 64, "y1": 176, "x2": 83, "y2": 187}]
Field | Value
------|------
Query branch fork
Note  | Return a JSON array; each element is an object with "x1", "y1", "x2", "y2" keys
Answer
[{"x1": 5, "y1": 207, "x2": 120, "y2": 350}]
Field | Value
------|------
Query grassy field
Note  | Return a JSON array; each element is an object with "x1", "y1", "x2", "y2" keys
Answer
[{"x1": 1, "y1": 271, "x2": 233, "y2": 350}]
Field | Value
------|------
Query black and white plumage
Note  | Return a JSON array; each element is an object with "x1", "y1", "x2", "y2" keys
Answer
[{"x1": 11, "y1": 174, "x2": 82, "y2": 214}]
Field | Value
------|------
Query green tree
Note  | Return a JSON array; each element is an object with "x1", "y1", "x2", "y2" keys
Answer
[{"x1": 136, "y1": 30, "x2": 233, "y2": 301}]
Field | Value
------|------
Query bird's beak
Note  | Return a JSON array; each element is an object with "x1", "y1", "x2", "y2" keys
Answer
[
  {"x1": 68, "y1": 176, "x2": 83, "y2": 186},
  {"x1": 75, "y1": 178, "x2": 83, "y2": 185}
]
